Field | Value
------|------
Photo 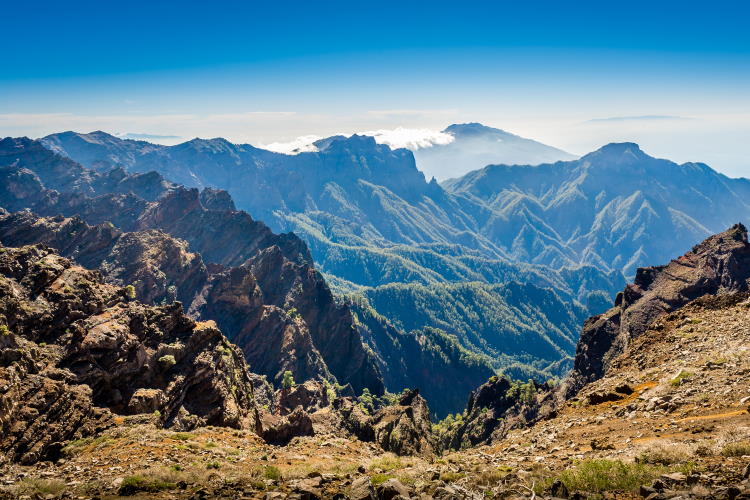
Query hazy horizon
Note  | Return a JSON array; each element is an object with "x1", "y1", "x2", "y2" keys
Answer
[{"x1": 2, "y1": 0, "x2": 749, "y2": 176}]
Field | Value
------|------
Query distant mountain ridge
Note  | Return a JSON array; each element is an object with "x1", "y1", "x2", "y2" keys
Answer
[
  {"x1": 39, "y1": 127, "x2": 750, "y2": 406},
  {"x1": 444, "y1": 141, "x2": 750, "y2": 276}
]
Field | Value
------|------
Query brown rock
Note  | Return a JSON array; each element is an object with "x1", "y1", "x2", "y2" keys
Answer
[
  {"x1": 260, "y1": 406, "x2": 314, "y2": 445},
  {"x1": 349, "y1": 476, "x2": 377, "y2": 500},
  {"x1": 566, "y1": 224, "x2": 750, "y2": 396},
  {"x1": 0, "y1": 245, "x2": 259, "y2": 463}
]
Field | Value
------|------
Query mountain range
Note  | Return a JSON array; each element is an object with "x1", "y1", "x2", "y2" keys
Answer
[{"x1": 39, "y1": 126, "x2": 750, "y2": 391}]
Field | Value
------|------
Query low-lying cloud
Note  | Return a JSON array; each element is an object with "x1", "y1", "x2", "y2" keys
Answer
[
  {"x1": 259, "y1": 127, "x2": 455, "y2": 154},
  {"x1": 260, "y1": 135, "x2": 323, "y2": 154},
  {"x1": 361, "y1": 127, "x2": 455, "y2": 150}
]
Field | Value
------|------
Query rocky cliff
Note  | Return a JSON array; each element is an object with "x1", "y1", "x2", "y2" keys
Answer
[
  {"x1": 565, "y1": 223, "x2": 750, "y2": 395},
  {"x1": 0, "y1": 244, "x2": 259, "y2": 464},
  {"x1": 0, "y1": 210, "x2": 383, "y2": 393}
]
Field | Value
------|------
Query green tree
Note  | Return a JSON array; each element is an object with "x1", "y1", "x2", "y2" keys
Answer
[{"x1": 281, "y1": 370, "x2": 295, "y2": 389}]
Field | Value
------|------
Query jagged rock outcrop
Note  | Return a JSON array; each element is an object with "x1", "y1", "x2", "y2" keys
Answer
[
  {"x1": 565, "y1": 223, "x2": 750, "y2": 395},
  {"x1": 0, "y1": 137, "x2": 174, "y2": 203},
  {"x1": 259, "y1": 407, "x2": 314, "y2": 445},
  {"x1": 0, "y1": 244, "x2": 259, "y2": 463},
  {"x1": 443, "y1": 376, "x2": 553, "y2": 450},
  {"x1": 276, "y1": 380, "x2": 331, "y2": 415},
  {"x1": 0, "y1": 210, "x2": 380, "y2": 392},
  {"x1": 370, "y1": 389, "x2": 435, "y2": 456},
  {"x1": 336, "y1": 389, "x2": 436, "y2": 456},
  {"x1": 0, "y1": 138, "x2": 385, "y2": 395},
  {"x1": 441, "y1": 223, "x2": 750, "y2": 449}
]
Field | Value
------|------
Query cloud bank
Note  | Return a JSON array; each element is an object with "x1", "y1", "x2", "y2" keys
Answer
[
  {"x1": 361, "y1": 127, "x2": 455, "y2": 150},
  {"x1": 260, "y1": 135, "x2": 323, "y2": 154},
  {"x1": 259, "y1": 127, "x2": 455, "y2": 154}
]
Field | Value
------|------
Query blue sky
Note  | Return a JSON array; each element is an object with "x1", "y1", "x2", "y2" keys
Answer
[{"x1": 1, "y1": 0, "x2": 749, "y2": 175}]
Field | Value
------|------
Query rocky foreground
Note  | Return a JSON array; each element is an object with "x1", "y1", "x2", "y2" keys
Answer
[{"x1": 0, "y1": 286, "x2": 748, "y2": 499}]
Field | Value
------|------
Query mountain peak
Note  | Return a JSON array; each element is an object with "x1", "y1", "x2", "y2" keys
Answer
[
  {"x1": 179, "y1": 137, "x2": 235, "y2": 152},
  {"x1": 443, "y1": 123, "x2": 512, "y2": 138},
  {"x1": 584, "y1": 142, "x2": 650, "y2": 163},
  {"x1": 313, "y1": 134, "x2": 379, "y2": 153}
]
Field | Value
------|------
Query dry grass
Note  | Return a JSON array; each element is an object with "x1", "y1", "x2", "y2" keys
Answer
[
  {"x1": 636, "y1": 443, "x2": 693, "y2": 465},
  {"x1": 721, "y1": 440, "x2": 750, "y2": 457}
]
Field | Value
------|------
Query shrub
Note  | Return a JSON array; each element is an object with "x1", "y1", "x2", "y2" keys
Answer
[
  {"x1": 286, "y1": 307, "x2": 301, "y2": 319},
  {"x1": 118, "y1": 475, "x2": 175, "y2": 495},
  {"x1": 206, "y1": 461, "x2": 221, "y2": 470},
  {"x1": 670, "y1": 370, "x2": 693, "y2": 387},
  {"x1": 440, "y1": 472, "x2": 466, "y2": 482},
  {"x1": 370, "y1": 473, "x2": 394, "y2": 486},
  {"x1": 158, "y1": 355, "x2": 176, "y2": 368},
  {"x1": 369, "y1": 454, "x2": 403, "y2": 472},
  {"x1": 721, "y1": 441, "x2": 750, "y2": 457},
  {"x1": 551, "y1": 459, "x2": 664, "y2": 494},
  {"x1": 264, "y1": 465, "x2": 282, "y2": 481},
  {"x1": 169, "y1": 432, "x2": 194, "y2": 441},
  {"x1": 15, "y1": 478, "x2": 67, "y2": 496},
  {"x1": 124, "y1": 284, "x2": 136, "y2": 299},
  {"x1": 0, "y1": 324, "x2": 10, "y2": 336},
  {"x1": 281, "y1": 370, "x2": 295, "y2": 389}
]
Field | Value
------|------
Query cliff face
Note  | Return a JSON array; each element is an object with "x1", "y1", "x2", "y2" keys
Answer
[
  {"x1": 0, "y1": 138, "x2": 384, "y2": 395},
  {"x1": 565, "y1": 223, "x2": 750, "y2": 395},
  {"x1": 0, "y1": 244, "x2": 258, "y2": 464},
  {"x1": 0, "y1": 210, "x2": 384, "y2": 393}
]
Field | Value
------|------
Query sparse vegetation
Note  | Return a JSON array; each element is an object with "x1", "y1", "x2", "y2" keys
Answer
[
  {"x1": 263, "y1": 465, "x2": 282, "y2": 481},
  {"x1": 62, "y1": 435, "x2": 113, "y2": 455},
  {"x1": 636, "y1": 444, "x2": 692, "y2": 465},
  {"x1": 542, "y1": 459, "x2": 666, "y2": 494},
  {"x1": 118, "y1": 474, "x2": 175, "y2": 495},
  {"x1": 670, "y1": 370, "x2": 694, "y2": 387},
  {"x1": 721, "y1": 440, "x2": 750, "y2": 457}
]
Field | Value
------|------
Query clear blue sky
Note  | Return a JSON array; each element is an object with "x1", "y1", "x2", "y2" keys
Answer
[{"x1": 2, "y1": 0, "x2": 749, "y2": 175}]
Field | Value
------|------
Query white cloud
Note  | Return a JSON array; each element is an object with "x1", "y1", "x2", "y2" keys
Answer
[
  {"x1": 361, "y1": 127, "x2": 454, "y2": 150},
  {"x1": 260, "y1": 135, "x2": 323, "y2": 154},
  {"x1": 258, "y1": 127, "x2": 455, "y2": 154}
]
